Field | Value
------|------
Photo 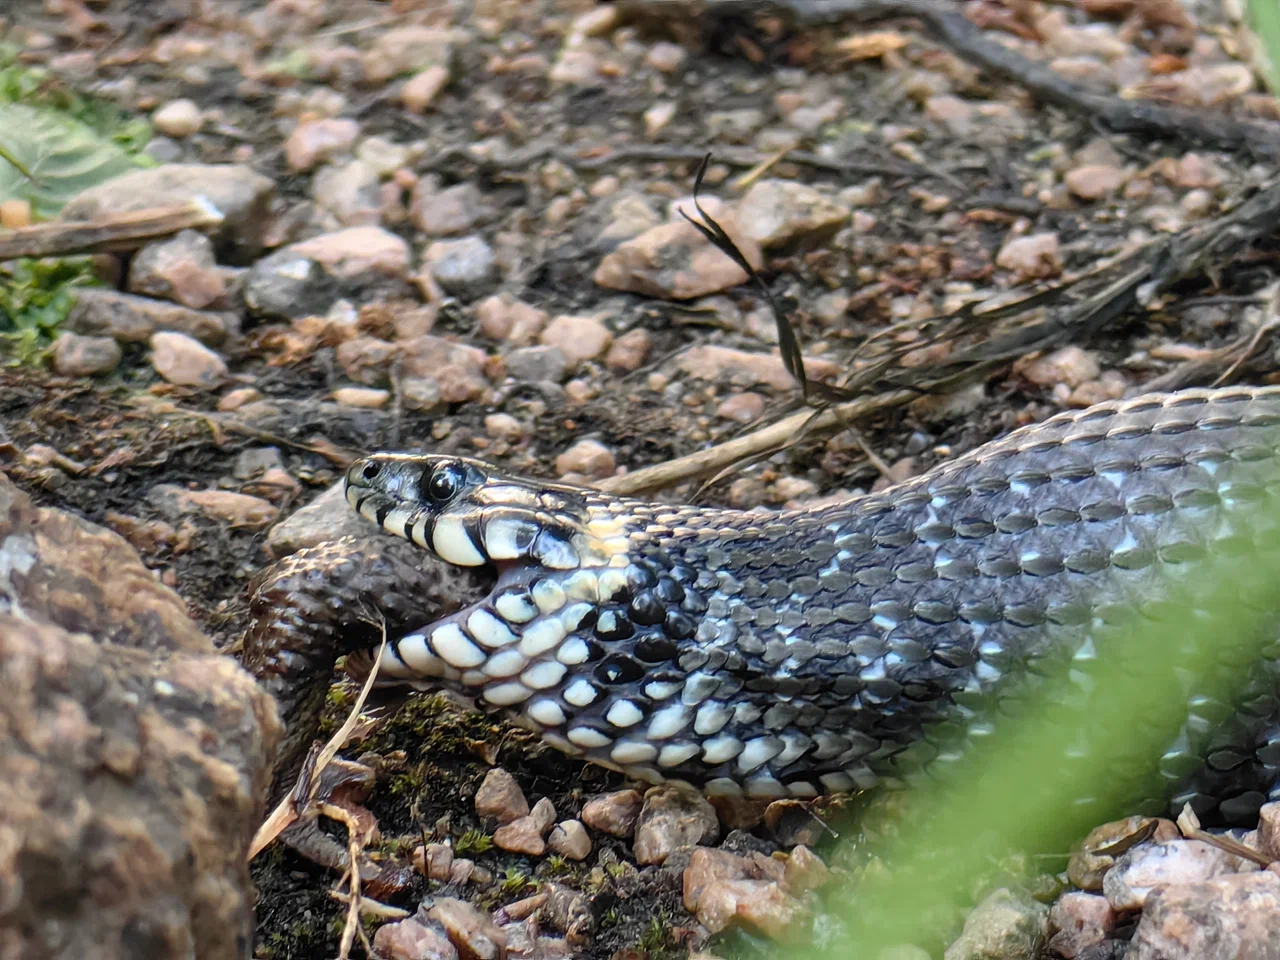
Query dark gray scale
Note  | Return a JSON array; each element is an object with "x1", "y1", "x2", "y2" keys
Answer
[{"x1": 595, "y1": 393, "x2": 1280, "y2": 819}]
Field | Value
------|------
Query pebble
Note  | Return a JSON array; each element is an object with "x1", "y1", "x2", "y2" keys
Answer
[
  {"x1": 633, "y1": 784, "x2": 720, "y2": 866},
  {"x1": 152, "y1": 98, "x2": 203, "y2": 138},
  {"x1": 475, "y1": 294, "x2": 548, "y2": 344},
  {"x1": 1047, "y1": 892, "x2": 1115, "y2": 959},
  {"x1": 51, "y1": 333, "x2": 122, "y2": 377},
  {"x1": 1064, "y1": 164, "x2": 1129, "y2": 200},
  {"x1": 539, "y1": 314, "x2": 612, "y2": 366},
  {"x1": 149, "y1": 330, "x2": 227, "y2": 388},
  {"x1": 217, "y1": 387, "x2": 262, "y2": 411},
  {"x1": 67, "y1": 288, "x2": 231, "y2": 346},
  {"x1": 676, "y1": 344, "x2": 839, "y2": 392},
  {"x1": 1069, "y1": 817, "x2": 1181, "y2": 891},
  {"x1": 505, "y1": 345, "x2": 567, "y2": 384},
  {"x1": 547, "y1": 820, "x2": 591, "y2": 861},
  {"x1": 427, "y1": 897, "x2": 506, "y2": 960},
  {"x1": 336, "y1": 337, "x2": 398, "y2": 386},
  {"x1": 402, "y1": 65, "x2": 451, "y2": 113},
  {"x1": 483, "y1": 413, "x2": 523, "y2": 441},
  {"x1": 422, "y1": 236, "x2": 497, "y2": 295},
  {"x1": 695, "y1": 877, "x2": 803, "y2": 939},
  {"x1": 1103, "y1": 840, "x2": 1252, "y2": 912},
  {"x1": 683, "y1": 848, "x2": 756, "y2": 913},
  {"x1": 942, "y1": 887, "x2": 1048, "y2": 960},
  {"x1": 593, "y1": 197, "x2": 764, "y2": 300},
  {"x1": 313, "y1": 159, "x2": 382, "y2": 226},
  {"x1": 284, "y1": 117, "x2": 360, "y2": 173},
  {"x1": 782, "y1": 845, "x2": 831, "y2": 896},
  {"x1": 644, "y1": 101, "x2": 677, "y2": 138},
  {"x1": 581, "y1": 789, "x2": 643, "y2": 838},
  {"x1": 245, "y1": 226, "x2": 412, "y2": 320},
  {"x1": 735, "y1": 178, "x2": 852, "y2": 250},
  {"x1": 1019, "y1": 346, "x2": 1101, "y2": 389},
  {"x1": 550, "y1": 50, "x2": 600, "y2": 86},
  {"x1": 399, "y1": 335, "x2": 489, "y2": 404},
  {"x1": 128, "y1": 229, "x2": 226, "y2": 308},
  {"x1": 605, "y1": 328, "x2": 651, "y2": 372},
  {"x1": 646, "y1": 42, "x2": 687, "y2": 74},
  {"x1": 555, "y1": 439, "x2": 615, "y2": 479},
  {"x1": 996, "y1": 232, "x2": 1063, "y2": 282},
  {"x1": 149, "y1": 484, "x2": 278, "y2": 529},
  {"x1": 924, "y1": 95, "x2": 974, "y2": 136},
  {"x1": 715, "y1": 392, "x2": 766, "y2": 424},
  {"x1": 372, "y1": 915, "x2": 459, "y2": 960},
  {"x1": 410, "y1": 180, "x2": 484, "y2": 236},
  {"x1": 415, "y1": 842, "x2": 454, "y2": 882},
  {"x1": 332, "y1": 386, "x2": 389, "y2": 408},
  {"x1": 493, "y1": 816, "x2": 548, "y2": 856},
  {"x1": 474, "y1": 768, "x2": 529, "y2": 824},
  {"x1": 363, "y1": 26, "x2": 455, "y2": 84}
]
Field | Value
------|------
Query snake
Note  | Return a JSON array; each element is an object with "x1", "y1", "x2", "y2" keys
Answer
[{"x1": 257, "y1": 386, "x2": 1280, "y2": 827}]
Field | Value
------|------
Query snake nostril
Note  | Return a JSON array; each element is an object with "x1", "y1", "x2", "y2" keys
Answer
[{"x1": 361, "y1": 461, "x2": 381, "y2": 481}]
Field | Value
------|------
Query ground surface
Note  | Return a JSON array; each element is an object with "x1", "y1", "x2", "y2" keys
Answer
[{"x1": 3, "y1": 0, "x2": 1280, "y2": 957}]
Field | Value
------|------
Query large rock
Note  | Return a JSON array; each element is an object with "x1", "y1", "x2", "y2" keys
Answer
[
  {"x1": 0, "y1": 473, "x2": 280, "y2": 959},
  {"x1": 60, "y1": 163, "x2": 276, "y2": 261}
]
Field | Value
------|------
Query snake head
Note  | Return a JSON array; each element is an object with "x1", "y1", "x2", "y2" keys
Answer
[{"x1": 345, "y1": 453, "x2": 611, "y2": 571}]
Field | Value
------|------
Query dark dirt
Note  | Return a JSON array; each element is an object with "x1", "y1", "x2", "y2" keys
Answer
[{"x1": 5, "y1": 0, "x2": 1280, "y2": 957}]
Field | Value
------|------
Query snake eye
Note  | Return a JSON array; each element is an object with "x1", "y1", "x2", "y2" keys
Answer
[{"x1": 424, "y1": 462, "x2": 466, "y2": 505}]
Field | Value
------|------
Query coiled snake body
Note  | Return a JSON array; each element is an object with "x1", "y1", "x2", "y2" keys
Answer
[{"x1": 324, "y1": 387, "x2": 1280, "y2": 824}]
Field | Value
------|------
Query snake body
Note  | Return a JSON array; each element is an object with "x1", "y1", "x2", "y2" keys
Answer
[{"x1": 341, "y1": 387, "x2": 1280, "y2": 824}]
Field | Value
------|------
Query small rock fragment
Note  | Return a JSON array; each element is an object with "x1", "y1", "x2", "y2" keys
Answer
[
  {"x1": 475, "y1": 294, "x2": 547, "y2": 344},
  {"x1": 594, "y1": 197, "x2": 764, "y2": 300},
  {"x1": 555, "y1": 440, "x2": 615, "y2": 480},
  {"x1": 1019, "y1": 346, "x2": 1101, "y2": 389},
  {"x1": 1103, "y1": 840, "x2": 1251, "y2": 913},
  {"x1": 403, "y1": 65, "x2": 451, "y2": 113},
  {"x1": 736, "y1": 179, "x2": 852, "y2": 249},
  {"x1": 373, "y1": 915, "x2": 460, "y2": 960},
  {"x1": 547, "y1": 820, "x2": 591, "y2": 861},
  {"x1": 1064, "y1": 164, "x2": 1128, "y2": 201},
  {"x1": 414, "y1": 842, "x2": 455, "y2": 882},
  {"x1": 475, "y1": 768, "x2": 529, "y2": 824},
  {"x1": 996, "y1": 232, "x2": 1062, "y2": 282},
  {"x1": 1068, "y1": 817, "x2": 1180, "y2": 891},
  {"x1": 606, "y1": 328, "x2": 651, "y2": 372},
  {"x1": 332, "y1": 386, "x2": 390, "y2": 408},
  {"x1": 634, "y1": 784, "x2": 720, "y2": 866},
  {"x1": 285, "y1": 117, "x2": 360, "y2": 173},
  {"x1": 52, "y1": 333, "x2": 122, "y2": 376},
  {"x1": 1047, "y1": 892, "x2": 1115, "y2": 959},
  {"x1": 539, "y1": 314, "x2": 612, "y2": 366},
  {"x1": 530, "y1": 797, "x2": 557, "y2": 833},
  {"x1": 942, "y1": 888, "x2": 1048, "y2": 960},
  {"x1": 581, "y1": 789, "x2": 643, "y2": 838},
  {"x1": 129, "y1": 229, "x2": 226, "y2": 308},
  {"x1": 676, "y1": 344, "x2": 839, "y2": 392},
  {"x1": 150, "y1": 330, "x2": 227, "y2": 388},
  {"x1": 152, "y1": 98, "x2": 203, "y2": 138},
  {"x1": 505, "y1": 345, "x2": 567, "y2": 384},
  {"x1": 493, "y1": 816, "x2": 546, "y2": 856},
  {"x1": 313, "y1": 159, "x2": 382, "y2": 226},
  {"x1": 411, "y1": 179, "x2": 484, "y2": 236},
  {"x1": 422, "y1": 236, "x2": 497, "y2": 295},
  {"x1": 783, "y1": 845, "x2": 831, "y2": 896},
  {"x1": 428, "y1": 897, "x2": 506, "y2": 960}
]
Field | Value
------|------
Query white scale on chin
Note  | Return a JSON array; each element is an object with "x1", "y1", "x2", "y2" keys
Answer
[{"x1": 431, "y1": 514, "x2": 487, "y2": 566}]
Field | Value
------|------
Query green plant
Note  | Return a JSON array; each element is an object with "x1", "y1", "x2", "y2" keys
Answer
[
  {"x1": 0, "y1": 257, "x2": 99, "y2": 360},
  {"x1": 454, "y1": 828, "x2": 493, "y2": 855}
]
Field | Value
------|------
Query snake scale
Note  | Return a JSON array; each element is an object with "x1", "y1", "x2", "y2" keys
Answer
[{"x1": 252, "y1": 386, "x2": 1280, "y2": 826}]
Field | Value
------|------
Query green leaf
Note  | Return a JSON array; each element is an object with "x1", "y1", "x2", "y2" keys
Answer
[{"x1": 0, "y1": 102, "x2": 141, "y2": 219}]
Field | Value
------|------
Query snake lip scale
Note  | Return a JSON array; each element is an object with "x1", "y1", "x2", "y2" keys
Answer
[{"x1": 343, "y1": 387, "x2": 1280, "y2": 822}]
